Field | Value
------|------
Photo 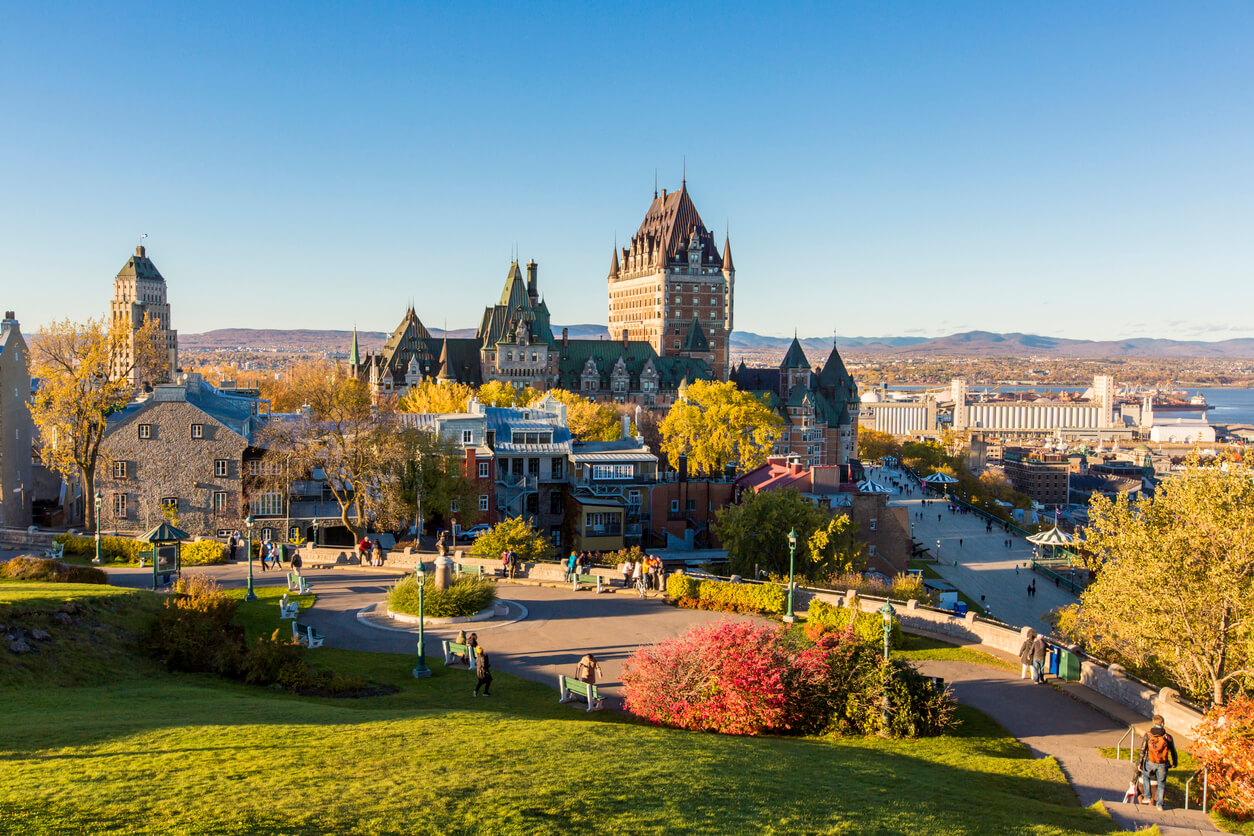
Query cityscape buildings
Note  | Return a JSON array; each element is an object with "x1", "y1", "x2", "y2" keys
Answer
[{"x1": 109, "y1": 245, "x2": 178, "y2": 386}]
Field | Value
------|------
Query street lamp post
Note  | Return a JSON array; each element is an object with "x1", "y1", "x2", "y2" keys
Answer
[
  {"x1": 783, "y1": 527, "x2": 798, "y2": 623},
  {"x1": 412, "y1": 566, "x2": 431, "y2": 678},
  {"x1": 244, "y1": 515, "x2": 257, "y2": 602},
  {"x1": 936, "y1": 538, "x2": 941, "y2": 562},
  {"x1": 92, "y1": 490, "x2": 103, "y2": 564},
  {"x1": 877, "y1": 602, "x2": 896, "y2": 660},
  {"x1": 311, "y1": 518, "x2": 320, "y2": 549}
]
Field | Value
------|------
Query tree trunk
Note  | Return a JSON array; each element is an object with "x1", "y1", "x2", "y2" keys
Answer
[{"x1": 82, "y1": 467, "x2": 96, "y2": 531}]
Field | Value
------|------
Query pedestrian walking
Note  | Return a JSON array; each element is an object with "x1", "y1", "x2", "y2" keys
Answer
[
  {"x1": 1138, "y1": 714, "x2": 1179, "y2": 811},
  {"x1": 575, "y1": 653, "x2": 602, "y2": 685},
  {"x1": 1031, "y1": 633, "x2": 1047, "y2": 683},
  {"x1": 291, "y1": 549, "x2": 303, "y2": 573},
  {"x1": 258, "y1": 541, "x2": 269, "y2": 571},
  {"x1": 502, "y1": 550, "x2": 512, "y2": 578},
  {"x1": 632, "y1": 557, "x2": 644, "y2": 589},
  {"x1": 1018, "y1": 629, "x2": 1036, "y2": 679},
  {"x1": 473, "y1": 649, "x2": 493, "y2": 696},
  {"x1": 566, "y1": 550, "x2": 578, "y2": 583},
  {"x1": 959, "y1": 538, "x2": 964, "y2": 547},
  {"x1": 371, "y1": 539, "x2": 383, "y2": 567},
  {"x1": 1027, "y1": 583, "x2": 1033, "y2": 598},
  {"x1": 228, "y1": 531, "x2": 239, "y2": 562},
  {"x1": 621, "y1": 558, "x2": 634, "y2": 588}
]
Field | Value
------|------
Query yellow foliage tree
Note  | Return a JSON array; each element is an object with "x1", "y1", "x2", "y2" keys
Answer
[
  {"x1": 29, "y1": 316, "x2": 164, "y2": 529},
  {"x1": 660, "y1": 380, "x2": 783, "y2": 476},
  {"x1": 257, "y1": 360, "x2": 338, "y2": 413},
  {"x1": 397, "y1": 380, "x2": 475, "y2": 414},
  {"x1": 477, "y1": 380, "x2": 539, "y2": 407},
  {"x1": 541, "y1": 389, "x2": 621, "y2": 442}
]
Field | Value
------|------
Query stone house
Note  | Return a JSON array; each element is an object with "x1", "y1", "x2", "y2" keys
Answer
[
  {"x1": 98, "y1": 374, "x2": 263, "y2": 536},
  {"x1": 0, "y1": 312, "x2": 33, "y2": 527}
]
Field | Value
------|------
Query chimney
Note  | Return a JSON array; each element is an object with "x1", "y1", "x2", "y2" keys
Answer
[
  {"x1": 526, "y1": 260, "x2": 538, "y2": 304},
  {"x1": 562, "y1": 327, "x2": 569, "y2": 348},
  {"x1": 621, "y1": 415, "x2": 631, "y2": 440},
  {"x1": 0, "y1": 311, "x2": 15, "y2": 336},
  {"x1": 136, "y1": 245, "x2": 146, "y2": 257}
]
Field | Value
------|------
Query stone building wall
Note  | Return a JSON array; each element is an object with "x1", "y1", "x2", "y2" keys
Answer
[{"x1": 99, "y1": 400, "x2": 247, "y2": 536}]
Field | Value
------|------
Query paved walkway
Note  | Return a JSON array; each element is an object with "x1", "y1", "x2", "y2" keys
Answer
[
  {"x1": 73, "y1": 561, "x2": 1225, "y2": 833},
  {"x1": 869, "y1": 466, "x2": 1079, "y2": 630}
]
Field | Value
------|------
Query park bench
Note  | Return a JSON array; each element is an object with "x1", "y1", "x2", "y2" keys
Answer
[
  {"x1": 571, "y1": 573, "x2": 604, "y2": 593},
  {"x1": 292, "y1": 622, "x2": 324, "y2": 649},
  {"x1": 279, "y1": 594, "x2": 299, "y2": 620},
  {"x1": 43, "y1": 542, "x2": 65, "y2": 560},
  {"x1": 558, "y1": 675, "x2": 603, "y2": 711},
  {"x1": 287, "y1": 572, "x2": 312, "y2": 594},
  {"x1": 455, "y1": 563, "x2": 485, "y2": 577},
  {"x1": 442, "y1": 640, "x2": 478, "y2": 667},
  {"x1": 137, "y1": 549, "x2": 153, "y2": 567}
]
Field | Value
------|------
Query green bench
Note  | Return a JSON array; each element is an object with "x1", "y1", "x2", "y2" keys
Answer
[
  {"x1": 442, "y1": 640, "x2": 477, "y2": 667},
  {"x1": 287, "y1": 572, "x2": 312, "y2": 594},
  {"x1": 279, "y1": 594, "x2": 299, "y2": 620},
  {"x1": 572, "y1": 573, "x2": 605, "y2": 593},
  {"x1": 43, "y1": 542, "x2": 65, "y2": 560},
  {"x1": 558, "y1": 675, "x2": 603, "y2": 711},
  {"x1": 291, "y1": 622, "x2": 324, "y2": 649},
  {"x1": 455, "y1": 563, "x2": 487, "y2": 577}
]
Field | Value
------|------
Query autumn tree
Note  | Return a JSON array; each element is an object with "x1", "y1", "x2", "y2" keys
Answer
[
  {"x1": 857, "y1": 428, "x2": 903, "y2": 463},
  {"x1": 715, "y1": 488, "x2": 862, "y2": 582},
  {"x1": 258, "y1": 373, "x2": 405, "y2": 543},
  {"x1": 392, "y1": 427, "x2": 481, "y2": 536},
  {"x1": 1064, "y1": 456, "x2": 1254, "y2": 705},
  {"x1": 29, "y1": 315, "x2": 164, "y2": 529},
  {"x1": 397, "y1": 379, "x2": 474, "y2": 414},
  {"x1": 474, "y1": 380, "x2": 540, "y2": 408},
  {"x1": 660, "y1": 380, "x2": 783, "y2": 476},
  {"x1": 469, "y1": 516, "x2": 552, "y2": 562},
  {"x1": 540, "y1": 389, "x2": 621, "y2": 442},
  {"x1": 257, "y1": 360, "x2": 338, "y2": 413}
]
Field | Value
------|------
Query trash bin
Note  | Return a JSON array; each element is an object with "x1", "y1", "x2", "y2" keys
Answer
[
  {"x1": 1058, "y1": 650, "x2": 1082, "y2": 681},
  {"x1": 953, "y1": 602, "x2": 968, "y2": 616},
  {"x1": 1048, "y1": 647, "x2": 1060, "y2": 676}
]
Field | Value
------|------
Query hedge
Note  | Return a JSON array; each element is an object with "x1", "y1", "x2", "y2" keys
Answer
[
  {"x1": 53, "y1": 533, "x2": 226, "y2": 566},
  {"x1": 666, "y1": 573, "x2": 787, "y2": 616},
  {"x1": 808, "y1": 598, "x2": 903, "y2": 649}
]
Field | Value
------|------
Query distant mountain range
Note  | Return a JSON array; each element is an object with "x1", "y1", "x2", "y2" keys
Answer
[{"x1": 178, "y1": 327, "x2": 1254, "y2": 359}]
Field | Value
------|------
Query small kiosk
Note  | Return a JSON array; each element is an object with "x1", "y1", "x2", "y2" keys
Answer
[{"x1": 138, "y1": 522, "x2": 190, "y2": 590}]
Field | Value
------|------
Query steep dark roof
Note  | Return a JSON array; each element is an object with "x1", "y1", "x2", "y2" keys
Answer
[
  {"x1": 680, "y1": 318, "x2": 709, "y2": 352},
  {"x1": 116, "y1": 245, "x2": 165, "y2": 282},
  {"x1": 555, "y1": 339, "x2": 713, "y2": 391},
  {"x1": 732, "y1": 366, "x2": 780, "y2": 392},
  {"x1": 378, "y1": 308, "x2": 433, "y2": 373},
  {"x1": 624, "y1": 182, "x2": 724, "y2": 269},
  {"x1": 722, "y1": 234, "x2": 734, "y2": 272},
  {"x1": 478, "y1": 261, "x2": 555, "y2": 348},
  {"x1": 780, "y1": 337, "x2": 811, "y2": 370}
]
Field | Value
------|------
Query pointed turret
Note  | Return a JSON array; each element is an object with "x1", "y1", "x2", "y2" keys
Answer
[
  {"x1": 348, "y1": 326, "x2": 360, "y2": 367},
  {"x1": 780, "y1": 336, "x2": 811, "y2": 370},
  {"x1": 610, "y1": 247, "x2": 620, "y2": 279},
  {"x1": 436, "y1": 335, "x2": 453, "y2": 382},
  {"x1": 722, "y1": 234, "x2": 735, "y2": 272}
]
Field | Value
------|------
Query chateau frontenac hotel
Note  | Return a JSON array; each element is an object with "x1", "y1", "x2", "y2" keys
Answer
[{"x1": 347, "y1": 180, "x2": 859, "y2": 467}]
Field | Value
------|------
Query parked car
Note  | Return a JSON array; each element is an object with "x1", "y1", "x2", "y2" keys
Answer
[{"x1": 455, "y1": 525, "x2": 491, "y2": 544}]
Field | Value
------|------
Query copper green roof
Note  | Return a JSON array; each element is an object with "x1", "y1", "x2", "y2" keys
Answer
[
  {"x1": 680, "y1": 318, "x2": 709, "y2": 352},
  {"x1": 116, "y1": 245, "x2": 165, "y2": 282},
  {"x1": 780, "y1": 337, "x2": 811, "y2": 370},
  {"x1": 478, "y1": 261, "x2": 555, "y2": 349}
]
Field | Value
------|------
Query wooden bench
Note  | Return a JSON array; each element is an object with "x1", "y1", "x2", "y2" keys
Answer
[
  {"x1": 455, "y1": 563, "x2": 485, "y2": 577},
  {"x1": 44, "y1": 542, "x2": 65, "y2": 560},
  {"x1": 286, "y1": 572, "x2": 312, "y2": 594},
  {"x1": 292, "y1": 622, "x2": 324, "y2": 649},
  {"x1": 279, "y1": 594, "x2": 299, "y2": 620},
  {"x1": 442, "y1": 640, "x2": 477, "y2": 667},
  {"x1": 558, "y1": 675, "x2": 603, "y2": 711},
  {"x1": 572, "y1": 573, "x2": 605, "y2": 593},
  {"x1": 138, "y1": 549, "x2": 153, "y2": 567}
]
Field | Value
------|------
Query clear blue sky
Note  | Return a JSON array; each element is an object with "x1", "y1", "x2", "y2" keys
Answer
[{"x1": 2, "y1": 2, "x2": 1251, "y2": 342}]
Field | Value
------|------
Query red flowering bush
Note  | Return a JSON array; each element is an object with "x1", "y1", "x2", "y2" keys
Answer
[
  {"x1": 1193, "y1": 695, "x2": 1254, "y2": 819},
  {"x1": 622, "y1": 619, "x2": 955, "y2": 737}
]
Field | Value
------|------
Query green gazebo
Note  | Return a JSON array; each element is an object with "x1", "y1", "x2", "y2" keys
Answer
[{"x1": 138, "y1": 522, "x2": 190, "y2": 590}]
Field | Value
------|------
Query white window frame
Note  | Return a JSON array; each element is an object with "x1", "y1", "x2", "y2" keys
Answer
[
  {"x1": 213, "y1": 491, "x2": 228, "y2": 515},
  {"x1": 478, "y1": 494, "x2": 489, "y2": 512},
  {"x1": 251, "y1": 491, "x2": 283, "y2": 516},
  {"x1": 592, "y1": 464, "x2": 633, "y2": 480},
  {"x1": 191, "y1": 423, "x2": 204, "y2": 439},
  {"x1": 478, "y1": 462, "x2": 490, "y2": 479},
  {"x1": 214, "y1": 459, "x2": 229, "y2": 478},
  {"x1": 138, "y1": 424, "x2": 152, "y2": 440},
  {"x1": 112, "y1": 461, "x2": 128, "y2": 479},
  {"x1": 462, "y1": 430, "x2": 473, "y2": 444}
]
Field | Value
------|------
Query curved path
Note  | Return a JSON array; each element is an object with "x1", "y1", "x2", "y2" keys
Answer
[{"x1": 98, "y1": 560, "x2": 1217, "y2": 834}]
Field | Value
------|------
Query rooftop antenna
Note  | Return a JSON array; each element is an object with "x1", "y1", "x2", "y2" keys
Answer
[
  {"x1": 682, "y1": 156, "x2": 686, "y2": 188},
  {"x1": 654, "y1": 169, "x2": 657, "y2": 198}
]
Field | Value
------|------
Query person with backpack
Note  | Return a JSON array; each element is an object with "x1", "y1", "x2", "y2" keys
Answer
[
  {"x1": 566, "y1": 550, "x2": 578, "y2": 583},
  {"x1": 1018, "y1": 629, "x2": 1036, "y2": 679},
  {"x1": 1031, "y1": 632, "x2": 1047, "y2": 683},
  {"x1": 575, "y1": 653, "x2": 602, "y2": 685},
  {"x1": 473, "y1": 649, "x2": 492, "y2": 697},
  {"x1": 1139, "y1": 715, "x2": 1178, "y2": 811}
]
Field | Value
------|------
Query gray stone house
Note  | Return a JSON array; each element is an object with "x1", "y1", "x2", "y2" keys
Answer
[
  {"x1": 98, "y1": 373, "x2": 264, "y2": 537},
  {"x1": 0, "y1": 312, "x2": 33, "y2": 528}
]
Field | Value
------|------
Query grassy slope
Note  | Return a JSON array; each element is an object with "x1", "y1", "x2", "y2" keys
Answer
[{"x1": 0, "y1": 581, "x2": 1122, "y2": 836}]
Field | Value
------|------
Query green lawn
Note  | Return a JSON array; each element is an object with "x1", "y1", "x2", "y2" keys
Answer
[
  {"x1": 893, "y1": 633, "x2": 1019, "y2": 672},
  {"x1": 0, "y1": 580, "x2": 1126, "y2": 835}
]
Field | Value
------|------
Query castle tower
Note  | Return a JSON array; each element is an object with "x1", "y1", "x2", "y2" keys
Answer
[
  {"x1": 110, "y1": 244, "x2": 177, "y2": 385},
  {"x1": 607, "y1": 180, "x2": 734, "y2": 380}
]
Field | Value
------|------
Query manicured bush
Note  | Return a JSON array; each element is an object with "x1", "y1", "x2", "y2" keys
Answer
[
  {"x1": 0, "y1": 556, "x2": 108, "y2": 585},
  {"x1": 181, "y1": 540, "x2": 227, "y2": 566},
  {"x1": 469, "y1": 517, "x2": 552, "y2": 563},
  {"x1": 666, "y1": 574, "x2": 787, "y2": 615},
  {"x1": 807, "y1": 598, "x2": 903, "y2": 650},
  {"x1": 388, "y1": 573, "x2": 497, "y2": 619},
  {"x1": 1192, "y1": 694, "x2": 1254, "y2": 819},
  {"x1": 622, "y1": 618, "x2": 956, "y2": 738},
  {"x1": 55, "y1": 533, "x2": 142, "y2": 562}
]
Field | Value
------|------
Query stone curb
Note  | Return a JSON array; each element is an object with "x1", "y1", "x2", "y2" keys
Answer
[{"x1": 355, "y1": 600, "x2": 528, "y2": 633}]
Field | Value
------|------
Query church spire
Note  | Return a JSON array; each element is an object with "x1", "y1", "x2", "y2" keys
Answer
[
  {"x1": 610, "y1": 246, "x2": 620, "y2": 279},
  {"x1": 722, "y1": 233, "x2": 734, "y2": 272},
  {"x1": 348, "y1": 326, "x2": 360, "y2": 367}
]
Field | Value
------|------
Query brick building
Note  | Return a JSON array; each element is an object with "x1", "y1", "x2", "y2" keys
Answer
[
  {"x1": 607, "y1": 180, "x2": 734, "y2": 381},
  {"x1": 1002, "y1": 447, "x2": 1070, "y2": 506}
]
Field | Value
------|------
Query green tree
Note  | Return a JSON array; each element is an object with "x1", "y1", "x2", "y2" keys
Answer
[
  {"x1": 393, "y1": 427, "x2": 481, "y2": 536},
  {"x1": 660, "y1": 380, "x2": 783, "y2": 476},
  {"x1": 1063, "y1": 456, "x2": 1254, "y2": 706},
  {"x1": 715, "y1": 488, "x2": 860, "y2": 582},
  {"x1": 469, "y1": 516, "x2": 552, "y2": 562},
  {"x1": 901, "y1": 440, "x2": 944, "y2": 473}
]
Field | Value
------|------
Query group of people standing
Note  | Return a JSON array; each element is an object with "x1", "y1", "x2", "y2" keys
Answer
[
  {"x1": 621, "y1": 554, "x2": 663, "y2": 590},
  {"x1": 357, "y1": 537, "x2": 387, "y2": 567},
  {"x1": 226, "y1": 532, "x2": 301, "y2": 572}
]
